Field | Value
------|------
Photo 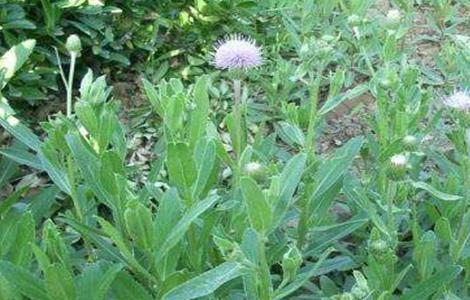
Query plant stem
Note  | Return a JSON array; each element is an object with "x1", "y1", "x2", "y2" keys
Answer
[
  {"x1": 233, "y1": 78, "x2": 243, "y2": 158},
  {"x1": 67, "y1": 52, "x2": 77, "y2": 118},
  {"x1": 305, "y1": 69, "x2": 323, "y2": 162}
]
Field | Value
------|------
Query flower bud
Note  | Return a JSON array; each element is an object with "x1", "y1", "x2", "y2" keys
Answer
[
  {"x1": 379, "y1": 78, "x2": 392, "y2": 89},
  {"x1": 370, "y1": 239, "x2": 388, "y2": 254},
  {"x1": 403, "y1": 135, "x2": 418, "y2": 150},
  {"x1": 384, "y1": 9, "x2": 401, "y2": 30},
  {"x1": 282, "y1": 245, "x2": 302, "y2": 283},
  {"x1": 389, "y1": 153, "x2": 408, "y2": 179},
  {"x1": 243, "y1": 162, "x2": 266, "y2": 181},
  {"x1": 390, "y1": 154, "x2": 407, "y2": 170},
  {"x1": 348, "y1": 14, "x2": 362, "y2": 27},
  {"x1": 299, "y1": 43, "x2": 310, "y2": 59},
  {"x1": 66, "y1": 34, "x2": 82, "y2": 54}
]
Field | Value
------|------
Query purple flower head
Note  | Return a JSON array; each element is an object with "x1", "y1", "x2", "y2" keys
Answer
[
  {"x1": 212, "y1": 34, "x2": 263, "y2": 70},
  {"x1": 443, "y1": 89, "x2": 470, "y2": 111}
]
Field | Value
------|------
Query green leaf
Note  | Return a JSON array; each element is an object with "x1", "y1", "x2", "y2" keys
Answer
[
  {"x1": 124, "y1": 200, "x2": 154, "y2": 250},
  {"x1": 276, "y1": 121, "x2": 305, "y2": 147},
  {"x1": 0, "y1": 186, "x2": 29, "y2": 217},
  {"x1": 0, "y1": 261, "x2": 49, "y2": 300},
  {"x1": 306, "y1": 217, "x2": 368, "y2": 255},
  {"x1": 0, "y1": 100, "x2": 42, "y2": 152},
  {"x1": 111, "y1": 271, "x2": 153, "y2": 300},
  {"x1": 240, "y1": 176, "x2": 272, "y2": 233},
  {"x1": 155, "y1": 195, "x2": 218, "y2": 263},
  {"x1": 308, "y1": 137, "x2": 363, "y2": 217},
  {"x1": 0, "y1": 156, "x2": 18, "y2": 189},
  {"x1": 318, "y1": 84, "x2": 368, "y2": 115},
  {"x1": 192, "y1": 139, "x2": 217, "y2": 199},
  {"x1": 38, "y1": 148, "x2": 71, "y2": 195},
  {"x1": 44, "y1": 264, "x2": 77, "y2": 300},
  {"x1": 9, "y1": 212, "x2": 34, "y2": 267},
  {"x1": 166, "y1": 142, "x2": 197, "y2": 191},
  {"x1": 272, "y1": 153, "x2": 307, "y2": 228},
  {"x1": 0, "y1": 273, "x2": 20, "y2": 300},
  {"x1": 412, "y1": 181, "x2": 462, "y2": 201},
  {"x1": 0, "y1": 147, "x2": 42, "y2": 169},
  {"x1": 77, "y1": 262, "x2": 123, "y2": 300},
  {"x1": 189, "y1": 75, "x2": 210, "y2": 148},
  {"x1": 0, "y1": 39, "x2": 36, "y2": 89},
  {"x1": 162, "y1": 262, "x2": 246, "y2": 300},
  {"x1": 401, "y1": 265, "x2": 462, "y2": 300}
]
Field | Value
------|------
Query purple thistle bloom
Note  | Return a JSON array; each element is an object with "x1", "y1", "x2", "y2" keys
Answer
[
  {"x1": 212, "y1": 35, "x2": 263, "y2": 70},
  {"x1": 443, "y1": 89, "x2": 470, "y2": 111}
]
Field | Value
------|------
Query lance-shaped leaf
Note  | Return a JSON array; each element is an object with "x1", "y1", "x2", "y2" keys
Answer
[
  {"x1": 162, "y1": 262, "x2": 246, "y2": 300},
  {"x1": 0, "y1": 39, "x2": 36, "y2": 89}
]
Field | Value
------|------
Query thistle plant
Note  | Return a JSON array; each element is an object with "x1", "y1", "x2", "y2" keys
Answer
[{"x1": 212, "y1": 34, "x2": 262, "y2": 158}]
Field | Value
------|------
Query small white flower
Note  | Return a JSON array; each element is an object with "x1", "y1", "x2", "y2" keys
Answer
[{"x1": 443, "y1": 89, "x2": 470, "y2": 111}]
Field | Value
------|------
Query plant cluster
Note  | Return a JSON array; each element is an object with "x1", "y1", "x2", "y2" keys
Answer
[{"x1": 2, "y1": 0, "x2": 470, "y2": 299}]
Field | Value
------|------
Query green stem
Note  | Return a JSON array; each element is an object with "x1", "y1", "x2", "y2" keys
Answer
[
  {"x1": 258, "y1": 237, "x2": 272, "y2": 300},
  {"x1": 305, "y1": 70, "x2": 323, "y2": 162},
  {"x1": 232, "y1": 79, "x2": 244, "y2": 158},
  {"x1": 67, "y1": 52, "x2": 77, "y2": 118},
  {"x1": 353, "y1": 27, "x2": 375, "y2": 77}
]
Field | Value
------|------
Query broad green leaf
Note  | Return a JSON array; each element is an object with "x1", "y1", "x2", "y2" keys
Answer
[
  {"x1": 0, "y1": 100, "x2": 41, "y2": 152},
  {"x1": 76, "y1": 262, "x2": 123, "y2": 300},
  {"x1": 10, "y1": 212, "x2": 34, "y2": 267},
  {"x1": 0, "y1": 261, "x2": 49, "y2": 300},
  {"x1": 124, "y1": 200, "x2": 154, "y2": 250},
  {"x1": 240, "y1": 176, "x2": 272, "y2": 233},
  {"x1": 155, "y1": 195, "x2": 218, "y2": 263},
  {"x1": 272, "y1": 153, "x2": 307, "y2": 229},
  {"x1": 166, "y1": 142, "x2": 197, "y2": 191},
  {"x1": 0, "y1": 156, "x2": 18, "y2": 189},
  {"x1": 0, "y1": 186, "x2": 29, "y2": 217},
  {"x1": 0, "y1": 39, "x2": 36, "y2": 89},
  {"x1": 412, "y1": 181, "x2": 462, "y2": 201},
  {"x1": 111, "y1": 271, "x2": 153, "y2": 300},
  {"x1": 0, "y1": 273, "x2": 20, "y2": 300},
  {"x1": 0, "y1": 147, "x2": 42, "y2": 169},
  {"x1": 44, "y1": 264, "x2": 76, "y2": 300},
  {"x1": 318, "y1": 84, "x2": 368, "y2": 115},
  {"x1": 189, "y1": 75, "x2": 209, "y2": 148},
  {"x1": 192, "y1": 139, "x2": 217, "y2": 199},
  {"x1": 162, "y1": 262, "x2": 246, "y2": 300},
  {"x1": 306, "y1": 217, "x2": 368, "y2": 256},
  {"x1": 308, "y1": 137, "x2": 363, "y2": 216},
  {"x1": 401, "y1": 265, "x2": 462, "y2": 300},
  {"x1": 38, "y1": 148, "x2": 71, "y2": 195},
  {"x1": 276, "y1": 121, "x2": 305, "y2": 147}
]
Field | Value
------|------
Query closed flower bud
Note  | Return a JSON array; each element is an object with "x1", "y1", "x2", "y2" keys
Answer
[
  {"x1": 348, "y1": 14, "x2": 362, "y2": 27},
  {"x1": 390, "y1": 154, "x2": 407, "y2": 169},
  {"x1": 384, "y1": 9, "x2": 402, "y2": 30},
  {"x1": 389, "y1": 153, "x2": 408, "y2": 179},
  {"x1": 403, "y1": 135, "x2": 418, "y2": 149},
  {"x1": 370, "y1": 239, "x2": 388, "y2": 254},
  {"x1": 282, "y1": 245, "x2": 302, "y2": 283},
  {"x1": 379, "y1": 78, "x2": 392, "y2": 89},
  {"x1": 351, "y1": 286, "x2": 368, "y2": 299},
  {"x1": 66, "y1": 34, "x2": 82, "y2": 54},
  {"x1": 243, "y1": 162, "x2": 265, "y2": 180}
]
